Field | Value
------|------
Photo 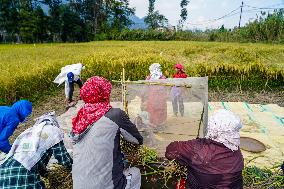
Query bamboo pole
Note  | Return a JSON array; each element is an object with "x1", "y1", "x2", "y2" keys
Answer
[
  {"x1": 121, "y1": 67, "x2": 128, "y2": 114},
  {"x1": 112, "y1": 80, "x2": 192, "y2": 88},
  {"x1": 120, "y1": 70, "x2": 124, "y2": 109},
  {"x1": 197, "y1": 106, "x2": 204, "y2": 138}
]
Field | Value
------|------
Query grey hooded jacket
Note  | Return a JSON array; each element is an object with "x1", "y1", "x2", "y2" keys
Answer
[{"x1": 72, "y1": 108, "x2": 143, "y2": 189}]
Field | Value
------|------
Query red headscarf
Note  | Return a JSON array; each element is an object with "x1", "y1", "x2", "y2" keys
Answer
[
  {"x1": 72, "y1": 76, "x2": 112, "y2": 134},
  {"x1": 173, "y1": 63, "x2": 187, "y2": 78}
]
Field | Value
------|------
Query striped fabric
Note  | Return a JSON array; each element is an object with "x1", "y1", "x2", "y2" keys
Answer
[{"x1": 0, "y1": 141, "x2": 72, "y2": 189}]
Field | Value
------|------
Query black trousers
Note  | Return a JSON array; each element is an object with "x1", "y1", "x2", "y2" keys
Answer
[{"x1": 67, "y1": 79, "x2": 83, "y2": 102}]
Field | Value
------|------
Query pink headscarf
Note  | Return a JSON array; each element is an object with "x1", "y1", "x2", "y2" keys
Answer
[{"x1": 72, "y1": 76, "x2": 112, "y2": 134}]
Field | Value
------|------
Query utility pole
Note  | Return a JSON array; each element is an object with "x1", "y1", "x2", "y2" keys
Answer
[{"x1": 238, "y1": 1, "x2": 244, "y2": 28}]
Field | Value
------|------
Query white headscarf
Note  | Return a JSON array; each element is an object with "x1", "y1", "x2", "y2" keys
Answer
[
  {"x1": 4, "y1": 112, "x2": 64, "y2": 170},
  {"x1": 53, "y1": 63, "x2": 85, "y2": 86},
  {"x1": 149, "y1": 63, "x2": 163, "y2": 80},
  {"x1": 205, "y1": 109, "x2": 243, "y2": 151}
]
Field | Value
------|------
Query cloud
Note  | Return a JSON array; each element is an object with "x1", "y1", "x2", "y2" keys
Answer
[
  {"x1": 221, "y1": 1, "x2": 228, "y2": 8},
  {"x1": 129, "y1": 0, "x2": 283, "y2": 29},
  {"x1": 129, "y1": 0, "x2": 148, "y2": 18}
]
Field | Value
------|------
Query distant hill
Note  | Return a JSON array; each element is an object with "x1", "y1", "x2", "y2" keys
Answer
[{"x1": 129, "y1": 15, "x2": 147, "y2": 29}]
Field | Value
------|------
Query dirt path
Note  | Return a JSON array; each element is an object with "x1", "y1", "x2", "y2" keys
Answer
[
  {"x1": 10, "y1": 87, "x2": 283, "y2": 143},
  {"x1": 209, "y1": 89, "x2": 284, "y2": 107}
]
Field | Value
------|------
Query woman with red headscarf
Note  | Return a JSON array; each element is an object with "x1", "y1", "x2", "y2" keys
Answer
[
  {"x1": 171, "y1": 63, "x2": 188, "y2": 117},
  {"x1": 71, "y1": 76, "x2": 143, "y2": 189}
]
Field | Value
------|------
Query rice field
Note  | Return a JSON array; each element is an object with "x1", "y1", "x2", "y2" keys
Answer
[
  {"x1": 1, "y1": 41, "x2": 284, "y2": 105},
  {"x1": 2, "y1": 41, "x2": 284, "y2": 188}
]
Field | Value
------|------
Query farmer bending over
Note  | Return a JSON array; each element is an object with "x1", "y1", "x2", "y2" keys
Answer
[
  {"x1": 166, "y1": 109, "x2": 244, "y2": 189},
  {"x1": 54, "y1": 63, "x2": 85, "y2": 107},
  {"x1": 0, "y1": 100, "x2": 32, "y2": 156},
  {"x1": 0, "y1": 112, "x2": 72, "y2": 189},
  {"x1": 71, "y1": 76, "x2": 143, "y2": 189}
]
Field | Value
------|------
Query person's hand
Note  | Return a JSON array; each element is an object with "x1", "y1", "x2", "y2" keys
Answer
[
  {"x1": 68, "y1": 101, "x2": 76, "y2": 107},
  {"x1": 134, "y1": 116, "x2": 143, "y2": 127}
]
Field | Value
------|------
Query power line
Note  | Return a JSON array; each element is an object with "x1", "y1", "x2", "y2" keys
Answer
[
  {"x1": 244, "y1": 5, "x2": 284, "y2": 10},
  {"x1": 244, "y1": 3, "x2": 284, "y2": 10},
  {"x1": 187, "y1": 6, "x2": 241, "y2": 25},
  {"x1": 187, "y1": 5, "x2": 284, "y2": 26}
]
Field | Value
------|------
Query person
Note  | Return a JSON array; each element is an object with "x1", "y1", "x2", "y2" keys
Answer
[
  {"x1": 165, "y1": 109, "x2": 244, "y2": 189},
  {"x1": 0, "y1": 100, "x2": 32, "y2": 154},
  {"x1": 0, "y1": 112, "x2": 73, "y2": 189},
  {"x1": 171, "y1": 63, "x2": 188, "y2": 117},
  {"x1": 53, "y1": 63, "x2": 85, "y2": 106},
  {"x1": 146, "y1": 63, "x2": 166, "y2": 80},
  {"x1": 134, "y1": 102, "x2": 156, "y2": 147},
  {"x1": 173, "y1": 63, "x2": 187, "y2": 79},
  {"x1": 71, "y1": 76, "x2": 143, "y2": 189},
  {"x1": 134, "y1": 102, "x2": 156, "y2": 130},
  {"x1": 143, "y1": 63, "x2": 167, "y2": 128}
]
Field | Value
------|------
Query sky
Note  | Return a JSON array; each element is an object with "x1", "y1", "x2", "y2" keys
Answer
[{"x1": 129, "y1": 0, "x2": 284, "y2": 30}]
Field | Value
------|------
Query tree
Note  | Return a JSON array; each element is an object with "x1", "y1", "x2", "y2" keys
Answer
[
  {"x1": 219, "y1": 25, "x2": 226, "y2": 32},
  {"x1": 61, "y1": 5, "x2": 84, "y2": 42},
  {"x1": 148, "y1": 0, "x2": 155, "y2": 14},
  {"x1": 18, "y1": 0, "x2": 39, "y2": 43},
  {"x1": 42, "y1": 0, "x2": 63, "y2": 41},
  {"x1": 178, "y1": 0, "x2": 189, "y2": 30},
  {"x1": 81, "y1": 0, "x2": 104, "y2": 35},
  {"x1": 34, "y1": 6, "x2": 49, "y2": 42},
  {"x1": 0, "y1": 0, "x2": 137, "y2": 43},
  {"x1": 0, "y1": 0, "x2": 20, "y2": 42},
  {"x1": 110, "y1": 0, "x2": 135, "y2": 31},
  {"x1": 144, "y1": 0, "x2": 168, "y2": 29}
]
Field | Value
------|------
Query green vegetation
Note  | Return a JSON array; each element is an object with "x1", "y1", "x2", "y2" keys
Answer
[
  {"x1": 100, "y1": 10, "x2": 284, "y2": 43},
  {"x1": 1, "y1": 1, "x2": 284, "y2": 43},
  {"x1": 0, "y1": 0, "x2": 135, "y2": 43}
]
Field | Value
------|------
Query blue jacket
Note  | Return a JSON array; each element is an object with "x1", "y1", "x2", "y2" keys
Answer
[{"x1": 0, "y1": 100, "x2": 32, "y2": 153}]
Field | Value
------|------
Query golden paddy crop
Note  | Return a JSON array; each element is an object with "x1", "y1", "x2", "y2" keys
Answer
[{"x1": 0, "y1": 41, "x2": 283, "y2": 105}]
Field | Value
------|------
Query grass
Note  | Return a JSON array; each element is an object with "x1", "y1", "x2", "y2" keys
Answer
[{"x1": 1, "y1": 41, "x2": 284, "y2": 105}]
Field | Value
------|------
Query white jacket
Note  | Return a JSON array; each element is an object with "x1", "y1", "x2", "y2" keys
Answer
[{"x1": 53, "y1": 63, "x2": 85, "y2": 86}]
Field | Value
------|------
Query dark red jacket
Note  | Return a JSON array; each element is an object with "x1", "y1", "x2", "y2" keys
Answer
[{"x1": 165, "y1": 138, "x2": 244, "y2": 189}]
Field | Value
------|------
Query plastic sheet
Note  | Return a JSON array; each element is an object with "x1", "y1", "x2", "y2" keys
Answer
[{"x1": 125, "y1": 77, "x2": 208, "y2": 156}]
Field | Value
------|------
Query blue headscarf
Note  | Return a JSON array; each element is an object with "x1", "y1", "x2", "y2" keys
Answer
[
  {"x1": 67, "y1": 72, "x2": 74, "y2": 82},
  {"x1": 11, "y1": 100, "x2": 33, "y2": 122}
]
